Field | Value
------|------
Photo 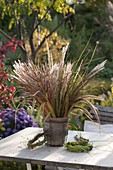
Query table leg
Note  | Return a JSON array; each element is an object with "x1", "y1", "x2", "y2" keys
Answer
[{"x1": 26, "y1": 163, "x2": 32, "y2": 170}]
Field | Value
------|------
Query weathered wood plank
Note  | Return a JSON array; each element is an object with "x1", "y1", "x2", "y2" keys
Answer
[
  {"x1": 0, "y1": 128, "x2": 113, "y2": 170},
  {"x1": 95, "y1": 105, "x2": 113, "y2": 113}
]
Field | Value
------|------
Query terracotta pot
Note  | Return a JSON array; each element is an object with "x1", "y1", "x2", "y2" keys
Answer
[{"x1": 43, "y1": 117, "x2": 68, "y2": 146}]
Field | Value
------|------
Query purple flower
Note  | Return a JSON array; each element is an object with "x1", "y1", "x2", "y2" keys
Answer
[
  {"x1": 0, "y1": 134, "x2": 3, "y2": 138},
  {"x1": 4, "y1": 131, "x2": 9, "y2": 137},
  {"x1": 0, "y1": 107, "x2": 38, "y2": 139},
  {"x1": 22, "y1": 125, "x2": 26, "y2": 129},
  {"x1": 5, "y1": 108, "x2": 12, "y2": 112},
  {"x1": 23, "y1": 120, "x2": 28, "y2": 124},
  {"x1": 7, "y1": 128, "x2": 12, "y2": 132},
  {"x1": 12, "y1": 129, "x2": 18, "y2": 133},
  {"x1": 16, "y1": 124, "x2": 21, "y2": 129},
  {"x1": 18, "y1": 111, "x2": 23, "y2": 116},
  {"x1": 4, "y1": 118, "x2": 8, "y2": 121},
  {"x1": 5, "y1": 121, "x2": 10, "y2": 125},
  {"x1": 19, "y1": 108, "x2": 25, "y2": 112},
  {"x1": 33, "y1": 123, "x2": 38, "y2": 127}
]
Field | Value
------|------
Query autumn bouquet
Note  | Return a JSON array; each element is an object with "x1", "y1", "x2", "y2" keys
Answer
[{"x1": 12, "y1": 45, "x2": 106, "y2": 147}]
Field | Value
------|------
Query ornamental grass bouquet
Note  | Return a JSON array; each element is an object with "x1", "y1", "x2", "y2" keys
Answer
[{"x1": 13, "y1": 46, "x2": 106, "y2": 121}]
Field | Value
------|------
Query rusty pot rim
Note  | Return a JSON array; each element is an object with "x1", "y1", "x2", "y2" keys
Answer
[{"x1": 45, "y1": 116, "x2": 68, "y2": 123}]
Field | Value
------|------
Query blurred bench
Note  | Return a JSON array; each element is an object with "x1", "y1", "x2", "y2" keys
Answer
[
  {"x1": 90, "y1": 105, "x2": 113, "y2": 124},
  {"x1": 84, "y1": 105, "x2": 113, "y2": 133}
]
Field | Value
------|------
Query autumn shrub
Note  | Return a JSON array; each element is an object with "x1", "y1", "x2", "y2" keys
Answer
[
  {"x1": 0, "y1": 38, "x2": 23, "y2": 109},
  {"x1": 25, "y1": 27, "x2": 69, "y2": 64}
]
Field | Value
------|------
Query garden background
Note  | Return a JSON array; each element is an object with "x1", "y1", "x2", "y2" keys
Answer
[{"x1": 0, "y1": 0, "x2": 113, "y2": 169}]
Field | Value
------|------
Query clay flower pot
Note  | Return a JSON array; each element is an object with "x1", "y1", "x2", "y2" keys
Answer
[{"x1": 44, "y1": 117, "x2": 68, "y2": 146}]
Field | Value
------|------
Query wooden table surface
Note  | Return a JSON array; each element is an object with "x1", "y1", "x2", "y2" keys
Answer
[{"x1": 0, "y1": 127, "x2": 113, "y2": 170}]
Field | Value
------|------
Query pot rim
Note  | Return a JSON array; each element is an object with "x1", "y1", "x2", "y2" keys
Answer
[{"x1": 45, "y1": 116, "x2": 68, "y2": 123}]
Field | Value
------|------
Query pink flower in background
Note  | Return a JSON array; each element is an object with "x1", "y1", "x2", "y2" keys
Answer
[
  {"x1": 0, "y1": 62, "x2": 4, "y2": 67},
  {"x1": 9, "y1": 86, "x2": 16, "y2": 93}
]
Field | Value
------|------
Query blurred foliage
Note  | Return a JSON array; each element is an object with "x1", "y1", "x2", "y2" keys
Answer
[
  {"x1": 0, "y1": 0, "x2": 112, "y2": 73},
  {"x1": 0, "y1": 161, "x2": 26, "y2": 170},
  {"x1": 84, "y1": 0, "x2": 108, "y2": 8},
  {"x1": 99, "y1": 93, "x2": 113, "y2": 107},
  {"x1": 25, "y1": 27, "x2": 69, "y2": 63},
  {"x1": 0, "y1": 161, "x2": 44, "y2": 170},
  {"x1": 49, "y1": 1, "x2": 113, "y2": 79},
  {"x1": 0, "y1": 0, "x2": 75, "y2": 25},
  {"x1": 0, "y1": 35, "x2": 22, "y2": 68},
  {"x1": 68, "y1": 110, "x2": 86, "y2": 130},
  {"x1": 73, "y1": 2, "x2": 113, "y2": 79},
  {"x1": 95, "y1": 80, "x2": 113, "y2": 107},
  {"x1": 0, "y1": 40, "x2": 19, "y2": 109},
  {"x1": 68, "y1": 78, "x2": 112, "y2": 130},
  {"x1": 0, "y1": 0, "x2": 76, "y2": 62}
]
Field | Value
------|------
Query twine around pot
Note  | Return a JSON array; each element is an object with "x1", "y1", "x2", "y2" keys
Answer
[{"x1": 27, "y1": 117, "x2": 68, "y2": 148}]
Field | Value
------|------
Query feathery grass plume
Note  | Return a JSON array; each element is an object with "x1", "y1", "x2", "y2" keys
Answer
[{"x1": 13, "y1": 45, "x2": 107, "y2": 121}]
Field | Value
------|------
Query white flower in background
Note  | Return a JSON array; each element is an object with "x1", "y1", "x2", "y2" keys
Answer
[
  {"x1": 66, "y1": 0, "x2": 85, "y2": 5},
  {"x1": 98, "y1": 94, "x2": 107, "y2": 100},
  {"x1": 107, "y1": 91, "x2": 111, "y2": 96},
  {"x1": 66, "y1": 0, "x2": 75, "y2": 5}
]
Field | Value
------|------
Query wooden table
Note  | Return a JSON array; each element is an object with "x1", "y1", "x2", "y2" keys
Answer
[{"x1": 0, "y1": 127, "x2": 113, "y2": 170}]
